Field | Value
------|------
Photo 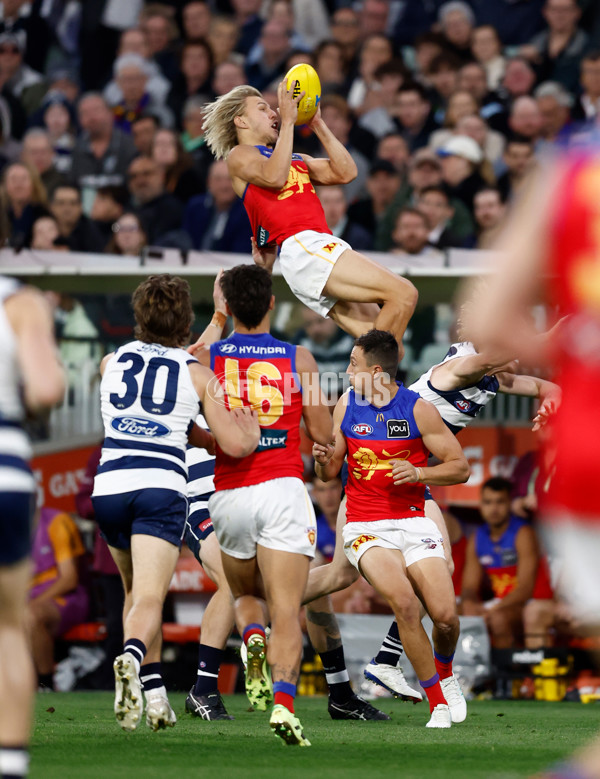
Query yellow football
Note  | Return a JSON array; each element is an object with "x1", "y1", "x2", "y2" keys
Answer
[{"x1": 285, "y1": 63, "x2": 321, "y2": 125}]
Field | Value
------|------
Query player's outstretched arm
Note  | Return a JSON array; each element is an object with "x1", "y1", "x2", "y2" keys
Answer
[
  {"x1": 301, "y1": 106, "x2": 357, "y2": 185},
  {"x1": 431, "y1": 348, "x2": 518, "y2": 390},
  {"x1": 189, "y1": 362, "x2": 260, "y2": 457},
  {"x1": 296, "y1": 345, "x2": 333, "y2": 446},
  {"x1": 313, "y1": 393, "x2": 348, "y2": 481},
  {"x1": 392, "y1": 399, "x2": 469, "y2": 486},
  {"x1": 496, "y1": 372, "x2": 562, "y2": 430},
  {"x1": 7, "y1": 287, "x2": 65, "y2": 412}
]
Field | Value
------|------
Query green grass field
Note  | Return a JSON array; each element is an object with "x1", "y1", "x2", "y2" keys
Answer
[{"x1": 31, "y1": 693, "x2": 599, "y2": 779}]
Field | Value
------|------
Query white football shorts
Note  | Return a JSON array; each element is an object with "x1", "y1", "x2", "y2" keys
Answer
[
  {"x1": 279, "y1": 230, "x2": 351, "y2": 318},
  {"x1": 208, "y1": 476, "x2": 317, "y2": 559},
  {"x1": 342, "y1": 516, "x2": 445, "y2": 571}
]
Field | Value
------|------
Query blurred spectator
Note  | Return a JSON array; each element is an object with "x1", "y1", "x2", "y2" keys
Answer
[
  {"x1": 346, "y1": 33, "x2": 393, "y2": 115},
  {"x1": 571, "y1": 50, "x2": 600, "y2": 122},
  {"x1": 461, "y1": 477, "x2": 554, "y2": 650},
  {"x1": 429, "y1": 89, "x2": 480, "y2": 149},
  {"x1": 437, "y1": 134, "x2": 487, "y2": 212},
  {"x1": 182, "y1": 158, "x2": 251, "y2": 252},
  {"x1": 151, "y1": 127, "x2": 203, "y2": 202},
  {"x1": 457, "y1": 62, "x2": 507, "y2": 130},
  {"x1": 105, "y1": 211, "x2": 148, "y2": 256},
  {"x1": 314, "y1": 40, "x2": 348, "y2": 96},
  {"x1": 180, "y1": 94, "x2": 211, "y2": 175},
  {"x1": 0, "y1": 30, "x2": 46, "y2": 116},
  {"x1": 52, "y1": 291, "x2": 101, "y2": 376},
  {"x1": 348, "y1": 158, "x2": 401, "y2": 243},
  {"x1": 417, "y1": 184, "x2": 466, "y2": 249},
  {"x1": 311, "y1": 476, "x2": 342, "y2": 563},
  {"x1": 425, "y1": 52, "x2": 462, "y2": 118},
  {"x1": 358, "y1": 59, "x2": 410, "y2": 139},
  {"x1": 534, "y1": 80, "x2": 572, "y2": 141},
  {"x1": 521, "y1": 0, "x2": 589, "y2": 93},
  {"x1": 471, "y1": 25, "x2": 506, "y2": 91},
  {"x1": 1, "y1": 161, "x2": 48, "y2": 248},
  {"x1": 438, "y1": 1, "x2": 476, "y2": 64},
  {"x1": 139, "y1": 4, "x2": 181, "y2": 85},
  {"x1": 75, "y1": 445, "x2": 124, "y2": 690},
  {"x1": 79, "y1": 0, "x2": 142, "y2": 92},
  {"x1": 212, "y1": 59, "x2": 246, "y2": 96},
  {"x1": 0, "y1": 0, "x2": 55, "y2": 74},
  {"x1": 208, "y1": 15, "x2": 240, "y2": 66},
  {"x1": 182, "y1": 1, "x2": 212, "y2": 41},
  {"x1": 499, "y1": 57, "x2": 538, "y2": 104},
  {"x1": 329, "y1": 6, "x2": 361, "y2": 70},
  {"x1": 293, "y1": 308, "x2": 354, "y2": 401},
  {"x1": 168, "y1": 39, "x2": 214, "y2": 128},
  {"x1": 21, "y1": 128, "x2": 67, "y2": 198},
  {"x1": 70, "y1": 93, "x2": 137, "y2": 213},
  {"x1": 392, "y1": 82, "x2": 439, "y2": 152},
  {"x1": 109, "y1": 53, "x2": 174, "y2": 133},
  {"x1": 471, "y1": 0, "x2": 546, "y2": 47},
  {"x1": 391, "y1": 207, "x2": 443, "y2": 260},
  {"x1": 376, "y1": 132, "x2": 410, "y2": 175},
  {"x1": 90, "y1": 185, "x2": 129, "y2": 244},
  {"x1": 232, "y1": 0, "x2": 264, "y2": 57},
  {"x1": 130, "y1": 112, "x2": 159, "y2": 157},
  {"x1": 31, "y1": 215, "x2": 62, "y2": 251},
  {"x1": 496, "y1": 136, "x2": 536, "y2": 201},
  {"x1": 410, "y1": 31, "x2": 447, "y2": 82},
  {"x1": 50, "y1": 184, "x2": 106, "y2": 253},
  {"x1": 247, "y1": 0, "x2": 310, "y2": 65},
  {"x1": 245, "y1": 18, "x2": 292, "y2": 91},
  {"x1": 45, "y1": 66, "x2": 81, "y2": 106},
  {"x1": 508, "y1": 95, "x2": 544, "y2": 143},
  {"x1": 358, "y1": 0, "x2": 397, "y2": 40},
  {"x1": 314, "y1": 94, "x2": 370, "y2": 202},
  {"x1": 318, "y1": 184, "x2": 373, "y2": 251},
  {"x1": 472, "y1": 186, "x2": 506, "y2": 249},
  {"x1": 455, "y1": 114, "x2": 506, "y2": 169},
  {"x1": 285, "y1": 0, "x2": 331, "y2": 50},
  {"x1": 41, "y1": 93, "x2": 76, "y2": 174},
  {"x1": 103, "y1": 27, "x2": 171, "y2": 108},
  {"x1": 28, "y1": 506, "x2": 89, "y2": 690},
  {"x1": 127, "y1": 155, "x2": 184, "y2": 246}
]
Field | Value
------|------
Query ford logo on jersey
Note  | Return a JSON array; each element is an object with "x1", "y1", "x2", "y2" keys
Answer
[
  {"x1": 351, "y1": 423, "x2": 373, "y2": 436},
  {"x1": 111, "y1": 416, "x2": 171, "y2": 437},
  {"x1": 220, "y1": 343, "x2": 237, "y2": 354}
]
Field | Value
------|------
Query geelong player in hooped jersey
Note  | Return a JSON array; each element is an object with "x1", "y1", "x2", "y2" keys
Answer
[
  {"x1": 92, "y1": 274, "x2": 259, "y2": 734},
  {"x1": 0, "y1": 278, "x2": 64, "y2": 779},
  {"x1": 314, "y1": 330, "x2": 470, "y2": 728},
  {"x1": 200, "y1": 79, "x2": 417, "y2": 356}
]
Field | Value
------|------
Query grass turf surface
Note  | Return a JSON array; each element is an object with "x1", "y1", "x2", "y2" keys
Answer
[{"x1": 32, "y1": 693, "x2": 598, "y2": 779}]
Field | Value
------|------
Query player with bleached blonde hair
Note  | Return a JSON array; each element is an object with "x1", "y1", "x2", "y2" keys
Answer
[{"x1": 201, "y1": 80, "x2": 417, "y2": 356}]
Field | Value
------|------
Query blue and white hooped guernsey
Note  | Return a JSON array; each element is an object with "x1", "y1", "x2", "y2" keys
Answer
[
  {"x1": 0, "y1": 276, "x2": 35, "y2": 494},
  {"x1": 186, "y1": 412, "x2": 215, "y2": 517},
  {"x1": 408, "y1": 342, "x2": 499, "y2": 434},
  {"x1": 93, "y1": 340, "x2": 201, "y2": 498}
]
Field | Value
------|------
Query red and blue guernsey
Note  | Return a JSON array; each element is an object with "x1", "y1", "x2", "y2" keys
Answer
[
  {"x1": 474, "y1": 515, "x2": 553, "y2": 599},
  {"x1": 210, "y1": 331, "x2": 303, "y2": 490},
  {"x1": 341, "y1": 384, "x2": 429, "y2": 523},
  {"x1": 242, "y1": 145, "x2": 331, "y2": 247}
]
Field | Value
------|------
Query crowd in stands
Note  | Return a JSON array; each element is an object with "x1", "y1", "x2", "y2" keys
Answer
[{"x1": 0, "y1": 0, "x2": 597, "y2": 258}]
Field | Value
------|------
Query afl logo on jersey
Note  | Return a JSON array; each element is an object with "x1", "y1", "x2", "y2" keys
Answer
[
  {"x1": 111, "y1": 416, "x2": 171, "y2": 437},
  {"x1": 351, "y1": 423, "x2": 373, "y2": 436},
  {"x1": 220, "y1": 343, "x2": 237, "y2": 354},
  {"x1": 455, "y1": 399, "x2": 472, "y2": 412}
]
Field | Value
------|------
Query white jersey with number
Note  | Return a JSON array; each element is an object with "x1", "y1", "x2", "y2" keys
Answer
[
  {"x1": 408, "y1": 342, "x2": 499, "y2": 434},
  {"x1": 93, "y1": 340, "x2": 201, "y2": 497},
  {"x1": 0, "y1": 277, "x2": 34, "y2": 493}
]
